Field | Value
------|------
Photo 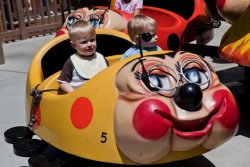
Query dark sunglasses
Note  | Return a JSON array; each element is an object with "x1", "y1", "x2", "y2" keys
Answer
[{"x1": 139, "y1": 33, "x2": 155, "y2": 42}]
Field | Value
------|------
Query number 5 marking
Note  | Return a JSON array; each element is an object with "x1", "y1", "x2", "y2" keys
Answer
[{"x1": 101, "y1": 132, "x2": 107, "y2": 143}]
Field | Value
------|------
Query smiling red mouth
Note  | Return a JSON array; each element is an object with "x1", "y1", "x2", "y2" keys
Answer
[
  {"x1": 155, "y1": 105, "x2": 220, "y2": 132},
  {"x1": 133, "y1": 89, "x2": 239, "y2": 140}
]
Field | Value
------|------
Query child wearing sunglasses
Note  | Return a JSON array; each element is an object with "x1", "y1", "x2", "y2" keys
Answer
[
  {"x1": 57, "y1": 20, "x2": 108, "y2": 93},
  {"x1": 115, "y1": 0, "x2": 143, "y2": 16},
  {"x1": 121, "y1": 15, "x2": 162, "y2": 60}
]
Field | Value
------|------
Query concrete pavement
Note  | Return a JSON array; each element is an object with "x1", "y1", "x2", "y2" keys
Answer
[
  {"x1": 0, "y1": 35, "x2": 54, "y2": 167},
  {"x1": 1, "y1": 22, "x2": 250, "y2": 167}
]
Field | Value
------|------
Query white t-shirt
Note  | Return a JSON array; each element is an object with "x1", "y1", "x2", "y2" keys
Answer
[
  {"x1": 57, "y1": 52, "x2": 107, "y2": 89},
  {"x1": 115, "y1": 0, "x2": 143, "y2": 14}
]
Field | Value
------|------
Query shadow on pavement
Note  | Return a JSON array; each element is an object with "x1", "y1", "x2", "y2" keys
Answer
[
  {"x1": 184, "y1": 44, "x2": 220, "y2": 58},
  {"x1": 153, "y1": 156, "x2": 215, "y2": 167},
  {"x1": 235, "y1": 94, "x2": 250, "y2": 138},
  {"x1": 28, "y1": 147, "x2": 216, "y2": 167},
  {"x1": 217, "y1": 66, "x2": 250, "y2": 138}
]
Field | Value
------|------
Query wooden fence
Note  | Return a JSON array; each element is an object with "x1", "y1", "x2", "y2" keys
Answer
[
  {"x1": 0, "y1": 0, "x2": 111, "y2": 42},
  {"x1": 0, "y1": 0, "x2": 112, "y2": 64},
  {"x1": 0, "y1": 0, "x2": 68, "y2": 64},
  {"x1": 0, "y1": 0, "x2": 69, "y2": 42}
]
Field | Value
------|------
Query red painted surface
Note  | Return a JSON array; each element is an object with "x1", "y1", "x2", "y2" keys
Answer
[
  {"x1": 133, "y1": 99, "x2": 172, "y2": 140},
  {"x1": 212, "y1": 90, "x2": 240, "y2": 129},
  {"x1": 216, "y1": 0, "x2": 226, "y2": 10},
  {"x1": 71, "y1": 97, "x2": 93, "y2": 129},
  {"x1": 133, "y1": 89, "x2": 239, "y2": 140}
]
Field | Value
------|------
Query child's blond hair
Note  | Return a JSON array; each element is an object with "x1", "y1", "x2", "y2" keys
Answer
[
  {"x1": 69, "y1": 20, "x2": 96, "y2": 41},
  {"x1": 127, "y1": 15, "x2": 158, "y2": 42}
]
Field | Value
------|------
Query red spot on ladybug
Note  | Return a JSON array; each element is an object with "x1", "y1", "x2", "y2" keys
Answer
[
  {"x1": 217, "y1": 0, "x2": 226, "y2": 10},
  {"x1": 71, "y1": 97, "x2": 93, "y2": 129}
]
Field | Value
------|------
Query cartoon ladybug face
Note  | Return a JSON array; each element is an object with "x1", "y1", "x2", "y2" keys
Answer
[
  {"x1": 64, "y1": 8, "x2": 127, "y2": 32},
  {"x1": 114, "y1": 51, "x2": 239, "y2": 164}
]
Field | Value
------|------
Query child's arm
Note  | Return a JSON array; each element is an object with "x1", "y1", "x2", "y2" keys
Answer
[
  {"x1": 59, "y1": 83, "x2": 74, "y2": 93},
  {"x1": 134, "y1": 0, "x2": 143, "y2": 16},
  {"x1": 133, "y1": 8, "x2": 141, "y2": 16},
  {"x1": 114, "y1": 0, "x2": 121, "y2": 10},
  {"x1": 57, "y1": 58, "x2": 74, "y2": 93}
]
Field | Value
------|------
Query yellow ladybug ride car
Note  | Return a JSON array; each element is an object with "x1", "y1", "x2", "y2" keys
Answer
[{"x1": 4, "y1": 28, "x2": 239, "y2": 166}]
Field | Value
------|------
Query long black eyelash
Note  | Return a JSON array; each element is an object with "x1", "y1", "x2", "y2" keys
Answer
[
  {"x1": 134, "y1": 71, "x2": 141, "y2": 80},
  {"x1": 134, "y1": 71, "x2": 148, "y2": 80},
  {"x1": 175, "y1": 62, "x2": 181, "y2": 73}
]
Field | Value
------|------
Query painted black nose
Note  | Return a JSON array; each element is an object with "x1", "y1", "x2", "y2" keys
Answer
[{"x1": 174, "y1": 83, "x2": 203, "y2": 111}]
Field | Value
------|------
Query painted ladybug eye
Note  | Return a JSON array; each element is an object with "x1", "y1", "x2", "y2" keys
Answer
[
  {"x1": 181, "y1": 59, "x2": 211, "y2": 90},
  {"x1": 85, "y1": 14, "x2": 101, "y2": 28},
  {"x1": 149, "y1": 74, "x2": 172, "y2": 91},
  {"x1": 137, "y1": 64, "x2": 178, "y2": 97},
  {"x1": 67, "y1": 16, "x2": 78, "y2": 28},
  {"x1": 184, "y1": 68, "x2": 202, "y2": 83}
]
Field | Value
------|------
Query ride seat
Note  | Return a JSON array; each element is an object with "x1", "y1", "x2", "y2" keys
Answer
[{"x1": 41, "y1": 30, "x2": 133, "y2": 79}]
